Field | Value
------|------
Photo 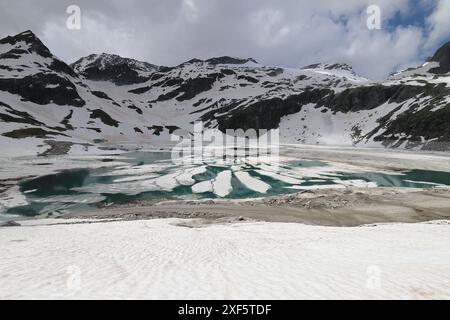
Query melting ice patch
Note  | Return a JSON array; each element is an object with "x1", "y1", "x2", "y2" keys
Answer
[
  {"x1": 175, "y1": 166, "x2": 207, "y2": 186},
  {"x1": 93, "y1": 163, "x2": 173, "y2": 177},
  {"x1": 113, "y1": 174, "x2": 160, "y2": 183},
  {"x1": 76, "y1": 166, "x2": 208, "y2": 195},
  {"x1": 0, "y1": 186, "x2": 28, "y2": 209},
  {"x1": 74, "y1": 180, "x2": 163, "y2": 195},
  {"x1": 213, "y1": 171, "x2": 233, "y2": 197},
  {"x1": 3, "y1": 151, "x2": 450, "y2": 218},
  {"x1": 234, "y1": 171, "x2": 271, "y2": 193},
  {"x1": 402, "y1": 180, "x2": 445, "y2": 186},
  {"x1": 192, "y1": 169, "x2": 233, "y2": 197},
  {"x1": 255, "y1": 170, "x2": 304, "y2": 185}
]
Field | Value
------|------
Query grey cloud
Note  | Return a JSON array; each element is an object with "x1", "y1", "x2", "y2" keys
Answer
[{"x1": 0, "y1": 0, "x2": 448, "y2": 79}]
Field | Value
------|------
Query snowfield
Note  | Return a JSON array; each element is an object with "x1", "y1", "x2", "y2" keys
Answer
[{"x1": 1, "y1": 218, "x2": 449, "y2": 300}]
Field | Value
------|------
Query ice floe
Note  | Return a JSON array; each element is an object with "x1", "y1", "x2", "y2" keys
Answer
[
  {"x1": 113, "y1": 174, "x2": 160, "y2": 183},
  {"x1": 192, "y1": 180, "x2": 213, "y2": 194},
  {"x1": 174, "y1": 166, "x2": 207, "y2": 186},
  {"x1": 213, "y1": 170, "x2": 233, "y2": 197},
  {"x1": 255, "y1": 169, "x2": 304, "y2": 184},
  {"x1": 192, "y1": 169, "x2": 234, "y2": 197},
  {"x1": 234, "y1": 171, "x2": 271, "y2": 193},
  {"x1": 92, "y1": 163, "x2": 171, "y2": 177},
  {"x1": 0, "y1": 186, "x2": 28, "y2": 209},
  {"x1": 403, "y1": 180, "x2": 445, "y2": 186}
]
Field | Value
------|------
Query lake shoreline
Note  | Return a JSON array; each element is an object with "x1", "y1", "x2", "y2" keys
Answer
[
  {"x1": 2, "y1": 145, "x2": 450, "y2": 222},
  {"x1": 59, "y1": 187, "x2": 450, "y2": 227},
  {"x1": 3, "y1": 186, "x2": 450, "y2": 299}
]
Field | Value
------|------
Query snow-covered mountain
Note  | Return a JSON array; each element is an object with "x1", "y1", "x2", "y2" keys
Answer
[
  {"x1": 71, "y1": 53, "x2": 158, "y2": 85},
  {"x1": 1, "y1": 30, "x2": 449, "y2": 155}
]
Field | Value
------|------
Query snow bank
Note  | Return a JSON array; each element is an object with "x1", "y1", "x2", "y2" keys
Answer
[{"x1": 1, "y1": 219, "x2": 449, "y2": 300}]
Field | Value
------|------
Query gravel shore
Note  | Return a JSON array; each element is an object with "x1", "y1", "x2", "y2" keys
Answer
[{"x1": 61, "y1": 187, "x2": 450, "y2": 227}]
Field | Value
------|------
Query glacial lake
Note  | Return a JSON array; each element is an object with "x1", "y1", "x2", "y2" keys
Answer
[{"x1": 3, "y1": 151, "x2": 450, "y2": 218}]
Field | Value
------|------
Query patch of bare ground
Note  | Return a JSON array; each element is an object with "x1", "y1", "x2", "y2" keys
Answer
[{"x1": 61, "y1": 187, "x2": 450, "y2": 227}]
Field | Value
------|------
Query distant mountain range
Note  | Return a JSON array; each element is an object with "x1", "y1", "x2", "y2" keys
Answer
[{"x1": 0, "y1": 30, "x2": 449, "y2": 155}]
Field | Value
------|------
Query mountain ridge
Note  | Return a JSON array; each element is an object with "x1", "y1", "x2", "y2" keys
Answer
[{"x1": 0, "y1": 30, "x2": 449, "y2": 156}]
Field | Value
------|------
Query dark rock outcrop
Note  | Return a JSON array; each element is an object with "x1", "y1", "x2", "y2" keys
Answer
[
  {"x1": 2, "y1": 127, "x2": 65, "y2": 139},
  {"x1": 205, "y1": 56, "x2": 257, "y2": 65},
  {"x1": 0, "y1": 30, "x2": 52, "y2": 58},
  {"x1": 154, "y1": 77, "x2": 217, "y2": 102},
  {"x1": 75, "y1": 63, "x2": 150, "y2": 85},
  {"x1": 71, "y1": 53, "x2": 157, "y2": 85},
  {"x1": 428, "y1": 41, "x2": 450, "y2": 74},
  {"x1": 206, "y1": 89, "x2": 332, "y2": 131},
  {"x1": 89, "y1": 109, "x2": 120, "y2": 127},
  {"x1": 0, "y1": 73, "x2": 85, "y2": 107}
]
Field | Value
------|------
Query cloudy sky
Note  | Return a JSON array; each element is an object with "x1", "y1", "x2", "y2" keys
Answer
[{"x1": 0, "y1": 0, "x2": 449, "y2": 79}]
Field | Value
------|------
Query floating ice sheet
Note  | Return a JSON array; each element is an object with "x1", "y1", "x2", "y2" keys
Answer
[{"x1": 234, "y1": 171, "x2": 271, "y2": 193}]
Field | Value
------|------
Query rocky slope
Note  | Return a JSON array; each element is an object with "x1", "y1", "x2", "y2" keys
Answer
[{"x1": 1, "y1": 30, "x2": 449, "y2": 155}]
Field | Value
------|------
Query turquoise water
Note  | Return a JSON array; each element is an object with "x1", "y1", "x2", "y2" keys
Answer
[{"x1": 4, "y1": 152, "x2": 450, "y2": 218}]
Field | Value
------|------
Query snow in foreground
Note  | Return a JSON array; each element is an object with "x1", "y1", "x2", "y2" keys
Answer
[{"x1": 1, "y1": 219, "x2": 449, "y2": 300}]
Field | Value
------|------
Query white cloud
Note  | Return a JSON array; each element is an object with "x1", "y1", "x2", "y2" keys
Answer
[
  {"x1": 425, "y1": 0, "x2": 450, "y2": 48},
  {"x1": 182, "y1": 0, "x2": 199, "y2": 22},
  {"x1": 0, "y1": 0, "x2": 448, "y2": 79},
  {"x1": 251, "y1": 8, "x2": 291, "y2": 46}
]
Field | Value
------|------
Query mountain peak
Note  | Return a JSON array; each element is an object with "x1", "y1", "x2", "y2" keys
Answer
[
  {"x1": 181, "y1": 56, "x2": 258, "y2": 66},
  {"x1": 0, "y1": 30, "x2": 52, "y2": 59},
  {"x1": 9, "y1": 30, "x2": 39, "y2": 42},
  {"x1": 71, "y1": 53, "x2": 157, "y2": 73},
  {"x1": 428, "y1": 41, "x2": 450, "y2": 74},
  {"x1": 0, "y1": 30, "x2": 76, "y2": 77},
  {"x1": 206, "y1": 56, "x2": 258, "y2": 65},
  {"x1": 71, "y1": 53, "x2": 158, "y2": 85}
]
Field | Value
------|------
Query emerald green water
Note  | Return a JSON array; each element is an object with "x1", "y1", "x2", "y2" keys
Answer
[{"x1": 3, "y1": 151, "x2": 450, "y2": 218}]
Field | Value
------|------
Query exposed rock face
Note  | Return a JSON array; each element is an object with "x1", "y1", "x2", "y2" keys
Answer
[
  {"x1": 303, "y1": 62, "x2": 354, "y2": 73},
  {"x1": 2, "y1": 127, "x2": 65, "y2": 139},
  {"x1": 205, "y1": 56, "x2": 258, "y2": 65},
  {"x1": 0, "y1": 30, "x2": 76, "y2": 77},
  {"x1": 428, "y1": 42, "x2": 450, "y2": 74},
  {"x1": 154, "y1": 77, "x2": 218, "y2": 102},
  {"x1": 0, "y1": 73, "x2": 85, "y2": 107},
  {"x1": 71, "y1": 53, "x2": 158, "y2": 85},
  {"x1": 319, "y1": 84, "x2": 442, "y2": 113},
  {"x1": 0, "y1": 30, "x2": 52, "y2": 59},
  {"x1": 89, "y1": 109, "x2": 120, "y2": 127},
  {"x1": 205, "y1": 89, "x2": 333, "y2": 131},
  {"x1": 0, "y1": 30, "x2": 84, "y2": 109},
  {"x1": 1, "y1": 30, "x2": 450, "y2": 152},
  {"x1": 204, "y1": 82, "x2": 450, "y2": 149},
  {"x1": 0, "y1": 101, "x2": 43, "y2": 126}
]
